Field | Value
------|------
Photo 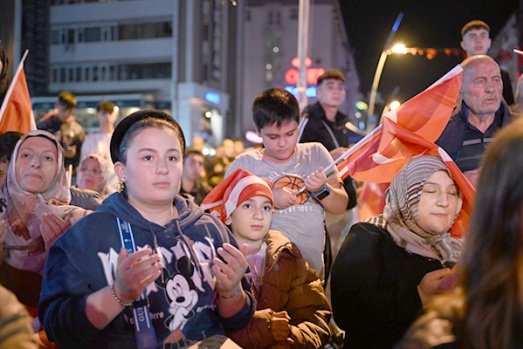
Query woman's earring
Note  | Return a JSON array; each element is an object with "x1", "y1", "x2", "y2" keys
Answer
[{"x1": 119, "y1": 177, "x2": 127, "y2": 192}]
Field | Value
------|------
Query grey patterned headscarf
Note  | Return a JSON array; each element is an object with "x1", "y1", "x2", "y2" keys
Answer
[{"x1": 373, "y1": 155, "x2": 463, "y2": 265}]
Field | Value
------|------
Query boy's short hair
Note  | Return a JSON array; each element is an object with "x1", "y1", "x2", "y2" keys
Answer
[
  {"x1": 97, "y1": 100, "x2": 115, "y2": 113},
  {"x1": 461, "y1": 20, "x2": 490, "y2": 37},
  {"x1": 58, "y1": 91, "x2": 77, "y2": 109},
  {"x1": 252, "y1": 88, "x2": 300, "y2": 130},
  {"x1": 317, "y1": 69, "x2": 346, "y2": 86}
]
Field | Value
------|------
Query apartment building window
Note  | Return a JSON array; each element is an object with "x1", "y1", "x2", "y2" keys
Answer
[
  {"x1": 118, "y1": 22, "x2": 172, "y2": 40},
  {"x1": 51, "y1": 30, "x2": 60, "y2": 45},
  {"x1": 59, "y1": 67, "x2": 66, "y2": 83},
  {"x1": 51, "y1": 62, "x2": 170, "y2": 83},
  {"x1": 85, "y1": 27, "x2": 102, "y2": 42},
  {"x1": 67, "y1": 29, "x2": 75, "y2": 44},
  {"x1": 119, "y1": 62, "x2": 171, "y2": 80},
  {"x1": 92, "y1": 66, "x2": 98, "y2": 81}
]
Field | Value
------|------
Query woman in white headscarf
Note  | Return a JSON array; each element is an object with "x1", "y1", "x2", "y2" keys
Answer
[
  {"x1": 75, "y1": 152, "x2": 116, "y2": 199},
  {"x1": 0, "y1": 130, "x2": 88, "y2": 307},
  {"x1": 330, "y1": 155, "x2": 464, "y2": 349}
]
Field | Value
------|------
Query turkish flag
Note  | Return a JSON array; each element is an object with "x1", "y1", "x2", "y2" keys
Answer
[
  {"x1": 357, "y1": 182, "x2": 388, "y2": 222},
  {"x1": 329, "y1": 65, "x2": 472, "y2": 236},
  {"x1": 334, "y1": 64, "x2": 463, "y2": 183},
  {"x1": 0, "y1": 50, "x2": 35, "y2": 134},
  {"x1": 341, "y1": 116, "x2": 474, "y2": 237}
]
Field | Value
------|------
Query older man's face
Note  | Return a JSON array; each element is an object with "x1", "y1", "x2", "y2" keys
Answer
[{"x1": 461, "y1": 59, "x2": 503, "y2": 120}]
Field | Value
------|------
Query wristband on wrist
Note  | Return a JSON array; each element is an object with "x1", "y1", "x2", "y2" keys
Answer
[
  {"x1": 311, "y1": 185, "x2": 331, "y2": 201},
  {"x1": 110, "y1": 282, "x2": 133, "y2": 307},
  {"x1": 219, "y1": 286, "x2": 241, "y2": 300}
]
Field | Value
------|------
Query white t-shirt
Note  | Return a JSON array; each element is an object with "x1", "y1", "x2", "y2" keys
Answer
[{"x1": 80, "y1": 131, "x2": 112, "y2": 161}]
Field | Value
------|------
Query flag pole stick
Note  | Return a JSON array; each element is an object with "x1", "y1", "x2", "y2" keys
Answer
[{"x1": 294, "y1": 124, "x2": 383, "y2": 195}]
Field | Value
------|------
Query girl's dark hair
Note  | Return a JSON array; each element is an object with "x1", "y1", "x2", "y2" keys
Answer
[
  {"x1": 456, "y1": 117, "x2": 523, "y2": 348},
  {"x1": 110, "y1": 109, "x2": 186, "y2": 165},
  {"x1": 252, "y1": 88, "x2": 300, "y2": 130}
]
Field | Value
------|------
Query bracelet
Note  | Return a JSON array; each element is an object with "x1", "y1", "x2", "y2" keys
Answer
[
  {"x1": 110, "y1": 282, "x2": 133, "y2": 307},
  {"x1": 219, "y1": 286, "x2": 241, "y2": 300}
]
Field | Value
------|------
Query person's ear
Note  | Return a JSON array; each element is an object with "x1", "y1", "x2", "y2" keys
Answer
[
  {"x1": 225, "y1": 217, "x2": 232, "y2": 225},
  {"x1": 114, "y1": 161, "x2": 126, "y2": 180},
  {"x1": 460, "y1": 40, "x2": 467, "y2": 52},
  {"x1": 486, "y1": 38, "x2": 492, "y2": 51}
]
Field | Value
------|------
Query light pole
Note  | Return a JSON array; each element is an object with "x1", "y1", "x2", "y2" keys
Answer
[
  {"x1": 297, "y1": 0, "x2": 311, "y2": 109},
  {"x1": 367, "y1": 12, "x2": 404, "y2": 124}
]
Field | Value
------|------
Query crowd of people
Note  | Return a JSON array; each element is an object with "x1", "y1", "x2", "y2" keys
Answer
[{"x1": 1, "y1": 18, "x2": 523, "y2": 349}]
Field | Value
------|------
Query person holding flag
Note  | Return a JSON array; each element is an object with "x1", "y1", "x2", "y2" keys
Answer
[{"x1": 331, "y1": 155, "x2": 465, "y2": 349}]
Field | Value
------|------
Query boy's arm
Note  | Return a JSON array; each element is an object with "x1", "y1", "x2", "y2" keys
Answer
[
  {"x1": 304, "y1": 168, "x2": 348, "y2": 214},
  {"x1": 313, "y1": 180, "x2": 348, "y2": 214}
]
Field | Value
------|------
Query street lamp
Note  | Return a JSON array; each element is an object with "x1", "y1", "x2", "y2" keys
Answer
[
  {"x1": 389, "y1": 43, "x2": 407, "y2": 55},
  {"x1": 367, "y1": 12, "x2": 404, "y2": 125}
]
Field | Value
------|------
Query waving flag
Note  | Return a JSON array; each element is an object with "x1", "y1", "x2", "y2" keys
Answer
[
  {"x1": 332, "y1": 64, "x2": 463, "y2": 183},
  {"x1": 326, "y1": 64, "x2": 473, "y2": 236},
  {"x1": 357, "y1": 182, "x2": 388, "y2": 221},
  {"x1": 0, "y1": 50, "x2": 35, "y2": 134}
]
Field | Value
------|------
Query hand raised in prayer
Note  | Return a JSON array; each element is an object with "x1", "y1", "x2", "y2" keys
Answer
[
  {"x1": 213, "y1": 243, "x2": 248, "y2": 296},
  {"x1": 40, "y1": 212, "x2": 72, "y2": 248},
  {"x1": 113, "y1": 247, "x2": 163, "y2": 304}
]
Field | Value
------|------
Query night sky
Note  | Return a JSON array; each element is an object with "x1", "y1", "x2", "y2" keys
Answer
[{"x1": 338, "y1": 0, "x2": 518, "y2": 107}]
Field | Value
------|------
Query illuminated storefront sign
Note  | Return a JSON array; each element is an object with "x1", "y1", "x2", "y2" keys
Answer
[
  {"x1": 284, "y1": 57, "x2": 325, "y2": 85},
  {"x1": 205, "y1": 91, "x2": 221, "y2": 105}
]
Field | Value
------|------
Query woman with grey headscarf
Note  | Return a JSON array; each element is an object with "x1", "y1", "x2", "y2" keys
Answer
[
  {"x1": 330, "y1": 155, "x2": 464, "y2": 349},
  {"x1": 75, "y1": 152, "x2": 116, "y2": 199}
]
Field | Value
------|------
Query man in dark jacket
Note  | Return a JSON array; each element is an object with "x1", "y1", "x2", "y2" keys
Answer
[{"x1": 436, "y1": 55, "x2": 515, "y2": 186}]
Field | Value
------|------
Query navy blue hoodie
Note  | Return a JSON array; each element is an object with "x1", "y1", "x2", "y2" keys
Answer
[{"x1": 39, "y1": 192, "x2": 254, "y2": 348}]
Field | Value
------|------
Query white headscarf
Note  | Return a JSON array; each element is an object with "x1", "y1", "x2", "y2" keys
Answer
[{"x1": 0, "y1": 130, "x2": 85, "y2": 274}]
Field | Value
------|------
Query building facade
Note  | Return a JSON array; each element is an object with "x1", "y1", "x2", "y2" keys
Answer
[
  {"x1": 32, "y1": 0, "x2": 238, "y2": 147},
  {"x1": 4, "y1": 0, "x2": 360, "y2": 146},
  {"x1": 242, "y1": 0, "x2": 361, "y2": 137}
]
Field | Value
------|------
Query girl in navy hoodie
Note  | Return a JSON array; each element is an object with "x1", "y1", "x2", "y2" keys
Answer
[{"x1": 39, "y1": 109, "x2": 254, "y2": 348}]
